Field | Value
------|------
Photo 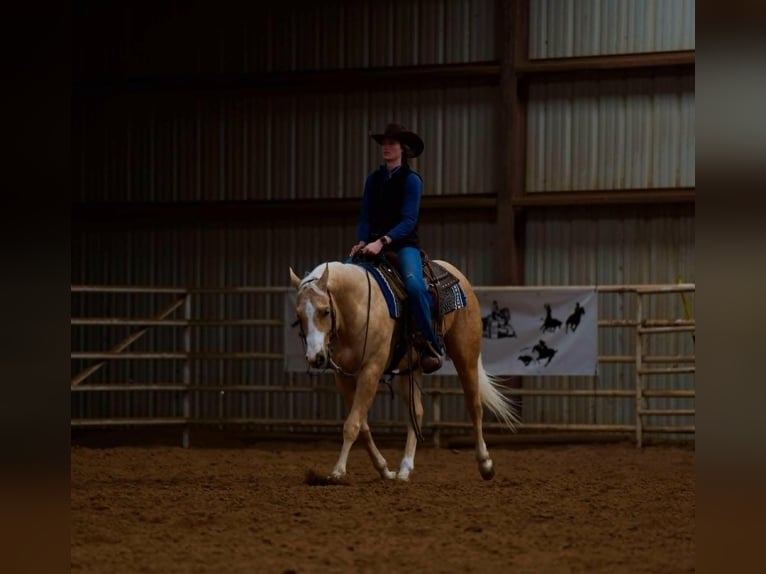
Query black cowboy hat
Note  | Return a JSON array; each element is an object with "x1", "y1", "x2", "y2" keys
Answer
[{"x1": 370, "y1": 123, "x2": 424, "y2": 158}]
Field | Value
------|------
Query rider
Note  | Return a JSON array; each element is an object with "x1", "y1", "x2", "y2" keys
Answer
[{"x1": 348, "y1": 123, "x2": 444, "y2": 374}]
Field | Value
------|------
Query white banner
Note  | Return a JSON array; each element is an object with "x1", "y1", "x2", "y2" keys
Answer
[
  {"x1": 449, "y1": 287, "x2": 599, "y2": 376},
  {"x1": 284, "y1": 287, "x2": 598, "y2": 377}
]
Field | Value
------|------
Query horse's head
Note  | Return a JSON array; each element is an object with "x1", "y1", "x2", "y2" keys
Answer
[{"x1": 290, "y1": 264, "x2": 335, "y2": 370}]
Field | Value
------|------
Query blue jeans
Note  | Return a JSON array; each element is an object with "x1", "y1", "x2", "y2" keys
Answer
[{"x1": 397, "y1": 246, "x2": 442, "y2": 355}]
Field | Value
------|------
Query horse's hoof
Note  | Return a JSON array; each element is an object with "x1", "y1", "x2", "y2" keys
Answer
[
  {"x1": 381, "y1": 469, "x2": 397, "y2": 480},
  {"x1": 304, "y1": 470, "x2": 349, "y2": 486},
  {"x1": 397, "y1": 458, "x2": 414, "y2": 481},
  {"x1": 479, "y1": 460, "x2": 495, "y2": 481}
]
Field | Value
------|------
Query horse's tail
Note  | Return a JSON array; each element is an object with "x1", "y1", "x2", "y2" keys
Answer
[{"x1": 477, "y1": 354, "x2": 521, "y2": 431}]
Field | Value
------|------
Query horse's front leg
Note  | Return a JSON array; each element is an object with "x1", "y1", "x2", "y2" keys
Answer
[
  {"x1": 330, "y1": 366, "x2": 386, "y2": 480},
  {"x1": 334, "y1": 372, "x2": 396, "y2": 480},
  {"x1": 395, "y1": 371, "x2": 424, "y2": 481}
]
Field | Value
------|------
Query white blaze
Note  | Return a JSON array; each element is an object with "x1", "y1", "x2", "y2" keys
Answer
[{"x1": 303, "y1": 300, "x2": 326, "y2": 360}]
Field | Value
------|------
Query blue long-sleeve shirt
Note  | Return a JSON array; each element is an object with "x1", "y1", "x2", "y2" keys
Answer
[{"x1": 357, "y1": 165, "x2": 423, "y2": 244}]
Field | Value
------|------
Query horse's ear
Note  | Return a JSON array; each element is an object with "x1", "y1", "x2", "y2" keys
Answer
[
  {"x1": 289, "y1": 267, "x2": 302, "y2": 289},
  {"x1": 316, "y1": 263, "x2": 330, "y2": 290}
]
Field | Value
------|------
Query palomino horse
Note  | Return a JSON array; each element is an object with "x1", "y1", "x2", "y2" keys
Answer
[{"x1": 289, "y1": 259, "x2": 520, "y2": 481}]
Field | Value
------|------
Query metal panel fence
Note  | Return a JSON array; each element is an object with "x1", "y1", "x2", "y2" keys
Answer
[{"x1": 71, "y1": 283, "x2": 695, "y2": 447}]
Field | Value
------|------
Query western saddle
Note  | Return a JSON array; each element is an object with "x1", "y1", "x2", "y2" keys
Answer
[{"x1": 353, "y1": 250, "x2": 462, "y2": 375}]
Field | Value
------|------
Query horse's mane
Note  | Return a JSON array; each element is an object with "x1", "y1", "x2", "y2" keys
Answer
[
  {"x1": 297, "y1": 262, "x2": 333, "y2": 290},
  {"x1": 298, "y1": 261, "x2": 364, "y2": 291}
]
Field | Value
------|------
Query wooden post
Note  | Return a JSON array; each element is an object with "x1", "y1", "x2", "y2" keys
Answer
[
  {"x1": 496, "y1": 0, "x2": 529, "y2": 400},
  {"x1": 182, "y1": 293, "x2": 191, "y2": 448},
  {"x1": 495, "y1": 0, "x2": 529, "y2": 286},
  {"x1": 512, "y1": 0, "x2": 529, "y2": 288}
]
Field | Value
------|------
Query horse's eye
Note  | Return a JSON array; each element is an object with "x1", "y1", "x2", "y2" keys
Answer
[{"x1": 321, "y1": 309, "x2": 331, "y2": 317}]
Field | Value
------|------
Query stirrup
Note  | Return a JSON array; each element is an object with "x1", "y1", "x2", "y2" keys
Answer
[
  {"x1": 420, "y1": 353, "x2": 442, "y2": 374},
  {"x1": 420, "y1": 340, "x2": 443, "y2": 374}
]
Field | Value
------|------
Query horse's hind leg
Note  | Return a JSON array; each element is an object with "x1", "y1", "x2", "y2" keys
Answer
[
  {"x1": 332, "y1": 370, "x2": 393, "y2": 480},
  {"x1": 395, "y1": 372, "x2": 424, "y2": 481},
  {"x1": 452, "y1": 359, "x2": 495, "y2": 480},
  {"x1": 445, "y1": 328, "x2": 496, "y2": 480}
]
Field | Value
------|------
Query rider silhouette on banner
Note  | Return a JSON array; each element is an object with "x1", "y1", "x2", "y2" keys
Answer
[{"x1": 482, "y1": 300, "x2": 517, "y2": 339}]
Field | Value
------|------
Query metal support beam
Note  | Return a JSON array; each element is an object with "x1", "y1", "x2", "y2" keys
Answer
[
  {"x1": 517, "y1": 50, "x2": 695, "y2": 82},
  {"x1": 495, "y1": 0, "x2": 528, "y2": 286},
  {"x1": 493, "y1": 0, "x2": 529, "y2": 409},
  {"x1": 76, "y1": 62, "x2": 501, "y2": 97},
  {"x1": 71, "y1": 194, "x2": 498, "y2": 230},
  {"x1": 75, "y1": 49, "x2": 693, "y2": 99},
  {"x1": 72, "y1": 188, "x2": 694, "y2": 230},
  {"x1": 514, "y1": 188, "x2": 696, "y2": 208}
]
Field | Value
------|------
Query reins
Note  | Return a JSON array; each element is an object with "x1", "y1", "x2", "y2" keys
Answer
[{"x1": 327, "y1": 269, "x2": 372, "y2": 377}]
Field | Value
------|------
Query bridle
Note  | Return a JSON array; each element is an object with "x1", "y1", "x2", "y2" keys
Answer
[{"x1": 294, "y1": 269, "x2": 372, "y2": 378}]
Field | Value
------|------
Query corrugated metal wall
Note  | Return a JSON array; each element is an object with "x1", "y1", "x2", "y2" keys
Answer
[
  {"x1": 76, "y1": 0, "x2": 497, "y2": 77},
  {"x1": 529, "y1": 0, "x2": 695, "y2": 59},
  {"x1": 525, "y1": 206, "x2": 694, "y2": 286},
  {"x1": 75, "y1": 86, "x2": 499, "y2": 202},
  {"x1": 78, "y1": 0, "x2": 696, "y2": 73},
  {"x1": 526, "y1": 73, "x2": 695, "y2": 191}
]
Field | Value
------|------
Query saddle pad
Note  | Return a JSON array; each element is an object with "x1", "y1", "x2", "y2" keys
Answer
[
  {"x1": 353, "y1": 263, "x2": 401, "y2": 318},
  {"x1": 438, "y1": 281, "x2": 467, "y2": 315},
  {"x1": 428, "y1": 261, "x2": 467, "y2": 316}
]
